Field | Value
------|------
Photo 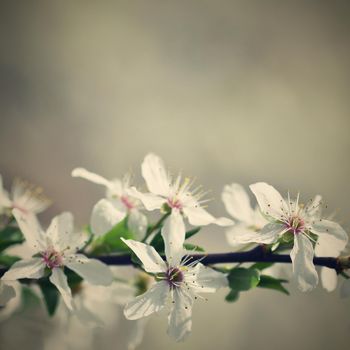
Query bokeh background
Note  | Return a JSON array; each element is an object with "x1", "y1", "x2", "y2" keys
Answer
[{"x1": 0, "y1": 1, "x2": 350, "y2": 349}]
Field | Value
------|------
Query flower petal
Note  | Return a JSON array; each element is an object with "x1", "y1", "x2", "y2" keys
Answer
[
  {"x1": 320, "y1": 267, "x2": 337, "y2": 292},
  {"x1": 141, "y1": 153, "x2": 171, "y2": 196},
  {"x1": 340, "y1": 279, "x2": 350, "y2": 298},
  {"x1": 12, "y1": 209, "x2": 45, "y2": 253},
  {"x1": 127, "y1": 187, "x2": 165, "y2": 211},
  {"x1": 65, "y1": 254, "x2": 113, "y2": 286},
  {"x1": 90, "y1": 199, "x2": 127, "y2": 236},
  {"x1": 124, "y1": 281, "x2": 168, "y2": 320},
  {"x1": 221, "y1": 183, "x2": 254, "y2": 223},
  {"x1": 191, "y1": 263, "x2": 228, "y2": 293},
  {"x1": 46, "y1": 212, "x2": 74, "y2": 251},
  {"x1": 2, "y1": 258, "x2": 45, "y2": 281},
  {"x1": 127, "y1": 209, "x2": 148, "y2": 241},
  {"x1": 120, "y1": 238, "x2": 166, "y2": 273},
  {"x1": 305, "y1": 195, "x2": 322, "y2": 219},
  {"x1": 249, "y1": 182, "x2": 286, "y2": 220},
  {"x1": 162, "y1": 211, "x2": 185, "y2": 266},
  {"x1": 290, "y1": 234, "x2": 318, "y2": 292},
  {"x1": 226, "y1": 222, "x2": 282, "y2": 245},
  {"x1": 0, "y1": 174, "x2": 12, "y2": 209},
  {"x1": 72, "y1": 167, "x2": 112, "y2": 188},
  {"x1": 49, "y1": 268, "x2": 74, "y2": 310},
  {"x1": 127, "y1": 319, "x2": 148, "y2": 350},
  {"x1": 312, "y1": 220, "x2": 348, "y2": 257},
  {"x1": 183, "y1": 206, "x2": 233, "y2": 227},
  {"x1": 168, "y1": 287, "x2": 193, "y2": 342},
  {"x1": 0, "y1": 281, "x2": 16, "y2": 306}
]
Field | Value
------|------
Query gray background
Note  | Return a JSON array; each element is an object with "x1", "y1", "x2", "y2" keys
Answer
[{"x1": 0, "y1": 1, "x2": 349, "y2": 349}]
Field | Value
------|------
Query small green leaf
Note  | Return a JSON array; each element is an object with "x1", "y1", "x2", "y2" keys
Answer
[
  {"x1": 38, "y1": 278, "x2": 60, "y2": 316},
  {"x1": 228, "y1": 267, "x2": 260, "y2": 291},
  {"x1": 0, "y1": 226, "x2": 24, "y2": 252},
  {"x1": 183, "y1": 243, "x2": 205, "y2": 252},
  {"x1": 91, "y1": 219, "x2": 134, "y2": 255},
  {"x1": 185, "y1": 227, "x2": 201, "y2": 240},
  {"x1": 225, "y1": 290, "x2": 240, "y2": 302},
  {"x1": 257, "y1": 275, "x2": 290, "y2": 295},
  {"x1": 0, "y1": 254, "x2": 21, "y2": 267},
  {"x1": 250, "y1": 262, "x2": 274, "y2": 271}
]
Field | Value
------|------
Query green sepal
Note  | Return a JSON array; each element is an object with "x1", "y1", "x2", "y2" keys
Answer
[
  {"x1": 0, "y1": 254, "x2": 21, "y2": 267},
  {"x1": 183, "y1": 243, "x2": 205, "y2": 252},
  {"x1": 185, "y1": 227, "x2": 201, "y2": 240},
  {"x1": 227, "y1": 267, "x2": 260, "y2": 291},
  {"x1": 250, "y1": 262, "x2": 274, "y2": 271},
  {"x1": 257, "y1": 275, "x2": 290, "y2": 295},
  {"x1": 225, "y1": 289, "x2": 240, "y2": 303}
]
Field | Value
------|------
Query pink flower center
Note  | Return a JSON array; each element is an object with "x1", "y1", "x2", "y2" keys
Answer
[
  {"x1": 284, "y1": 216, "x2": 305, "y2": 235},
  {"x1": 166, "y1": 267, "x2": 184, "y2": 289},
  {"x1": 121, "y1": 195, "x2": 135, "y2": 210},
  {"x1": 41, "y1": 249, "x2": 63, "y2": 269},
  {"x1": 167, "y1": 198, "x2": 182, "y2": 210}
]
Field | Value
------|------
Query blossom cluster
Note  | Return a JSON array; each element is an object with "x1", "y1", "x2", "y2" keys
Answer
[{"x1": 0, "y1": 153, "x2": 349, "y2": 347}]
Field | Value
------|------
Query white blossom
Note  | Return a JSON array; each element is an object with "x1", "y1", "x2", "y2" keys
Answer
[
  {"x1": 72, "y1": 168, "x2": 147, "y2": 239},
  {"x1": 130, "y1": 153, "x2": 232, "y2": 256},
  {"x1": 1, "y1": 210, "x2": 113, "y2": 310},
  {"x1": 121, "y1": 225, "x2": 228, "y2": 342},
  {"x1": 0, "y1": 175, "x2": 50, "y2": 216},
  {"x1": 235, "y1": 182, "x2": 348, "y2": 291}
]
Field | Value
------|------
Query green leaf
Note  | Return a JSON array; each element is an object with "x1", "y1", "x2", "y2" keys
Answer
[
  {"x1": 0, "y1": 254, "x2": 21, "y2": 267},
  {"x1": 228, "y1": 267, "x2": 260, "y2": 291},
  {"x1": 185, "y1": 227, "x2": 201, "y2": 240},
  {"x1": 38, "y1": 278, "x2": 60, "y2": 316},
  {"x1": 250, "y1": 262, "x2": 274, "y2": 271},
  {"x1": 91, "y1": 219, "x2": 134, "y2": 255},
  {"x1": 257, "y1": 275, "x2": 290, "y2": 295},
  {"x1": 0, "y1": 226, "x2": 24, "y2": 252},
  {"x1": 225, "y1": 290, "x2": 240, "y2": 302},
  {"x1": 149, "y1": 230, "x2": 164, "y2": 252},
  {"x1": 183, "y1": 243, "x2": 205, "y2": 252}
]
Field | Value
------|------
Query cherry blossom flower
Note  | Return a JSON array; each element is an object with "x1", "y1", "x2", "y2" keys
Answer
[
  {"x1": 1, "y1": 209, "x2": 113, "y2": 310},
  {"x1": 72, "y1": 168, "x2": 147, "y2": 239},
  {"x1": 222, "y1": 183, "x2": 268, "y2": 248},
  {"x1": 237, "y1": 182, "x2": 348, "y2": 291},
  {"x1": 0, "y1": 175, "x2": 50, "y2": 216},
  {"x1": 121, "y1": 224, "x2": 228, "y2": 342},
  {"x1": 130, "y1": 153, "x2": 233, "y2": 254}
]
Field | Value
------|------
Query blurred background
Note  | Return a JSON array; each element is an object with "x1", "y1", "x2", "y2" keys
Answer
[{"x1": 0, "y1": 0, "x2": 350, "y2": 349}]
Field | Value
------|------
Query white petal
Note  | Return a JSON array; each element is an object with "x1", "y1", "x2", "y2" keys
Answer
[
  {"x1": 320, "y1": 267, "x2": 337, "y2": 292},
  {"x1": 340, "y1": 279, "x2": 350, "y2": 298},
  {"x1": 226, "y1": 222, "x2": 282, "y2": 245},
  {"x1": 49, "y1": 268, "x2": 73, "y2": 310},
  {"x1": 141, "y1": 153, "x2": 171, "y2": 196},
  {"x1": 162, "y1": 211, "x2": 186, "y2": 266},
  {"x1": 183, "y1": 206, "x2": 233, "y2": 227},
  {"x1": 305, "y1": 195, "x2": 322, "y2": 219},
  {"x1": 128, "y1": 209, "x2": 148, "y2": 241},
  {"x1": 124, "y1": 281, "x2": 168, "y2": 320},
  {"x1": 12, "y1": 209, "x2": 45, "y2": 253},
  {"x1": 249, "y1": 182, "x2": 286, "y2": 220},
  {"x1": 312, "y1": 220, "x2": 348, "y2": 257},
  {"x1": 127, "y1": 187, "x2": 165, "y2": 211},
  {"x1": 127, "y1": 319, "x2": 148, "y2": 350},
  {"x1": 65, "y1": 254, "x2": 113, "y2": 286},
  {"x1": 290, "y1": 234, "x2": 318, "y2": 292},
  {"x1": 121, "y1": 238, "x2": 166, "y2": 273},
  {"x1": 2, "y1": 258, "x2": 45, "y2": 281},
  {"x1": 90, "y1": 199, "x2": 127, "y2": 236},
  {"x1": 190, "y1": 263, "x2": 228, "y2": 293},
  {"x1": 46, "y1": 212, "x2": 74, "y2": 251},
  {"x1": 72, "y1": 167, "x2": 112, "y2": 188},
  {"x1": 168, "y1": 288, "x2": 193, "y2": 342},
  {"x1": 221, "y1": 183, "x2": 254, "y2": 223},
  {"x1": 0, "y1": 281, "x2": 16, "y2": 306}
]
